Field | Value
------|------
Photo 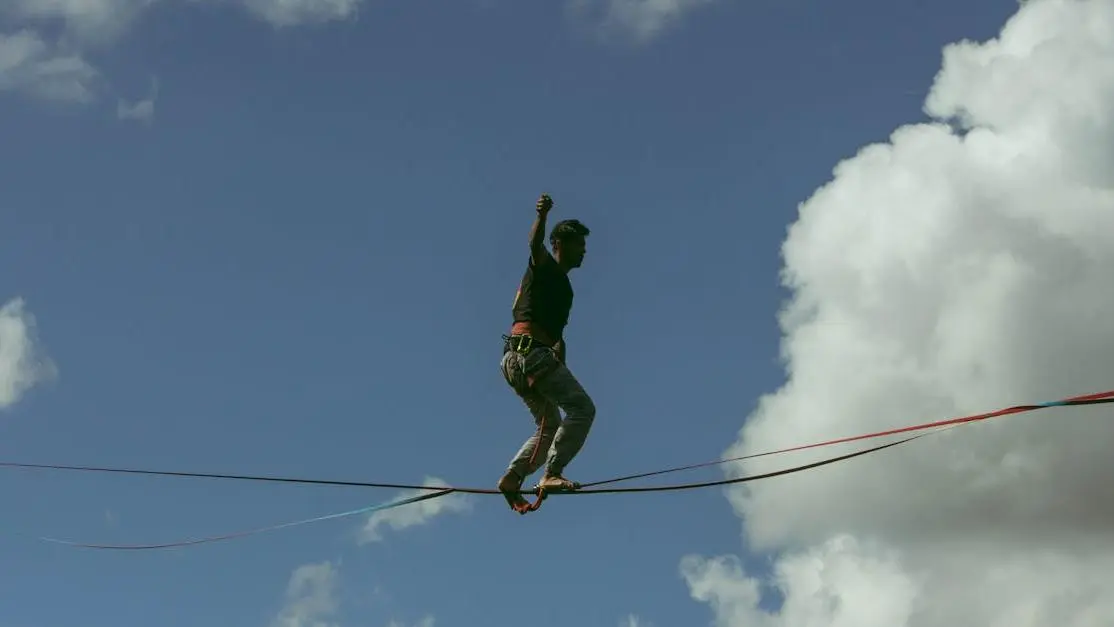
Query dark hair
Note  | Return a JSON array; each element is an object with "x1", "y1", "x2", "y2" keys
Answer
[{"x1": 550, "y1": 219, "x2": 590, "y2": 247}]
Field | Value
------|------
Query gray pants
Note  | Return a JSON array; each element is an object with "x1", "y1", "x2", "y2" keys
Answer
[{"x1": 500, "y1": 344, "x2": 596, "y2": 481}]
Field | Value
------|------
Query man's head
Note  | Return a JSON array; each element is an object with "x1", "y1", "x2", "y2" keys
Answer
[{"x1": 550, "y1": 219, "x2": 590, "y2": 270}]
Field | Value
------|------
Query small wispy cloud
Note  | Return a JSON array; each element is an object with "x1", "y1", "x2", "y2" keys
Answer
[
  {"x1": 0, "y1": 0, "x2": 366, "y2": 115},
  {"x1": 240, "y1": 0, "x2": 365, "y2": 27},
  {"x1": 567, "y1": 0, "x2": 716, "y2": 44},
  {"x1": 358, "y1": 477, "x2": 472, "y2": 544},
  {"x1": 0, "y1": 297, "x2": 57, "y2": 411},
  {"x1": 1, "y1": 0, "x2": 156, "y2": 44},
  {"x1": 117, "y1": 76, "x2": 158, "y2": 125},
  {"x1": 620, "y1": 614, "x2": 652, "y2": 627},
  {"x1": 386, "y1": 617, "x2": 435, "y2": 627},
  {"x1": 117, "y1": 96, "x2": 154, "y2": 123},
  {"x1": 0, "y1": 31, "x2": 99, "y2": 103},
  {"x1": 3, "y1": 0, "x2": 363, "y2": 40},
  {"x1": 271, "y1": 561, "x2": 341, "y2": 627},
  {"x1": 269, "y1": 561, "x2": 437, "y2": 627}
]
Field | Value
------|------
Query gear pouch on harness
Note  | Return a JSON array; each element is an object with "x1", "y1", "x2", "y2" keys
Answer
[{"x1": 501, "y1": 341, "x2": 559, "y2": 396}]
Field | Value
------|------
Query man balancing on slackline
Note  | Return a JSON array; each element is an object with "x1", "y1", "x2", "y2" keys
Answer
[{"x1": 497, "y1": 193, "x2": 595, "y2": 514}]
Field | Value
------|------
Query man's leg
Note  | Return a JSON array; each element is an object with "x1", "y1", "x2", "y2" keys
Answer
[
  {"x1": 504, "y1": 391, "x2": 560, "y2": 481},
  {"x1": 497, "y1": 347, "x2": 560, "y2": 512},
  {"x1": 497, "y1": 344, "x2": 596, "y2": 508},
  {"x1": 529, "y1": 355, "x2": 596, "y2": 489}
]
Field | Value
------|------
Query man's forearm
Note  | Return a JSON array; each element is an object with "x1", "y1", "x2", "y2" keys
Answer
[{"x1": 529, "y1": 212, "x2": 548, "y2": 256}]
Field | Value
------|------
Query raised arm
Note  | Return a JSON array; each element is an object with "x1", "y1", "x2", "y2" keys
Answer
[{"x1": 530, "y1": 193, "x2": 553, "y2": 265}]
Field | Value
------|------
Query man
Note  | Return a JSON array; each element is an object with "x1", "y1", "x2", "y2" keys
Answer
[{"x1": 497, "y1": 193, "x2": 596, "y2": 514}]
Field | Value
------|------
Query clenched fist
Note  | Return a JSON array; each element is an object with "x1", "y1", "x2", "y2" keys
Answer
[{"x1": 536, "y1": 193, "x2": 553, "y2": 215}]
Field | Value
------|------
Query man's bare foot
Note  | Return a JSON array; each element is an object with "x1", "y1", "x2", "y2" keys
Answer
[
  {"x1": 497, "y1": 469, "x2": 533, "y2": 514},
  {"x1": 537, "y1": 474, "x2": 580, "y2": 492}
]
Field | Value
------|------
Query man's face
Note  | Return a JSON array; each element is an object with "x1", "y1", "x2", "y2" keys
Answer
[{"x1": 557, "y1": 236, "x2": 586, "y2": 268}]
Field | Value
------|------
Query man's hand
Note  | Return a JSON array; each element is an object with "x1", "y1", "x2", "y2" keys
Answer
[
  {"x1": 536, "y1": 193, "x2": 553, "y2": 215},
  {"x1": 530, "y1": 193, "x2": 552, "y2": 264}
]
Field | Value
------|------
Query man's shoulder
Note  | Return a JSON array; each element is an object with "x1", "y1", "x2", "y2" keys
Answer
[{"x1": 527, "y1": 249, "x2": 557, "y2": 270}]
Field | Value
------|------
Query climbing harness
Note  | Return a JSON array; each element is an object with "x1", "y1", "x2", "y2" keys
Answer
[
  {"x1": 2, "y1": 387, "x2": 1112, "y2": 550},
  {"x1": 501, "y1": 333, "x2": 558, "y2": 390},
  {"x1": 503, "y1": 333, "x2": 539, "y2": 355}
]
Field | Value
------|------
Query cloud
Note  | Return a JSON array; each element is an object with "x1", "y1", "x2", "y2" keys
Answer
[
  {"x1": 681, "y1": 536, "x2": 923, "y2": 627},
  {"x1": 620, "y1": 614, "x2": 652, "y2": 627},
  {"x1": 358, "y1": 477, "x2": 472, "y2": 544},
  {"x1": 1, "y1": 0, "x2": 155, "y2": 43},
  {"x1": 117, "y1": 95, "x2": 155, "y2": 123},
  {"x1": 117, "y1": 76, "x2": 158, "y2": 124},
  {"x1": 0, "y1": 0, "x2": 365, "y2": 110},
  {"x1": 3, "y1": 0, "x2": 363, "y2": 38},
  {"x1": 271, "y1": 561, "x2": 341, "y2": 627},
  {"x1": 386, "y1": 617, "x2": 435, "y2": 627},
  {"x1": 682, "y1": 0, "x2": 1114, "y2": 625},
  {"x1": 0, "y1": 30, "x2": 99, "y2": 103},
  {"x1": 0, "y1": 298, "x2": 57, "y2": 410},
  {"x1": 269, "y1": 562, "x2": 437, "y2": 627},
  {"x1": 239, "y1": 0, "x2": 364, "y2": 27},
  {"x1": 567, "y1": 0, "x2": 715, "y2": 43}
]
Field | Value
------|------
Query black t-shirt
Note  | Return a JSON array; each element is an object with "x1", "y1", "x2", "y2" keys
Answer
[{"x1": 512, "y1": 251, "x2": 573, "y2": 344}]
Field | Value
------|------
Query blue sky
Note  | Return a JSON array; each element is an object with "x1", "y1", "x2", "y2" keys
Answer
[{"x1": 0, "y1": 1, "x2": 1022, "y2": 626}]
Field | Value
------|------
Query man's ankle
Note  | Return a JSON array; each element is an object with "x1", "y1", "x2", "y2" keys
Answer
[{"x1": 499, "y1": 469, "x2": 523, "y2": 487}]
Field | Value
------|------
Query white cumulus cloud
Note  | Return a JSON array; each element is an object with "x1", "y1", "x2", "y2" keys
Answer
[
  {"x1": 0, "y1": 298, "x2": 57, "y2": 410},
  {"x1": 682, "y1": 0, "x2": 1114, "y2": 625},
  {"x1": 358, "y1": 477, "x2": 472, "y2": 544},
  {"x1": 271, "y1": 561, "x2": 341, "y2": 627},
  {"x1": 682, "y1": 536, "x2": 923, "y2": 627}
]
